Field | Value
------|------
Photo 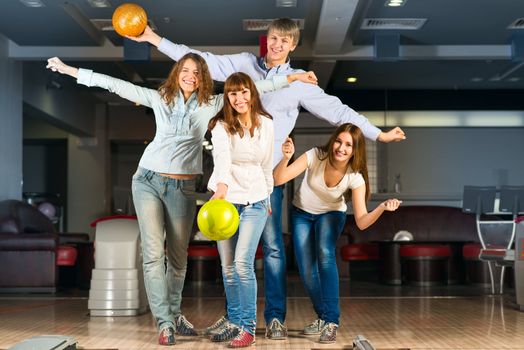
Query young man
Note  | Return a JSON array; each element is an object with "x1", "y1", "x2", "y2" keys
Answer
[{"x1": 130, "y1": 18, "x2": 406, "y2": 341}]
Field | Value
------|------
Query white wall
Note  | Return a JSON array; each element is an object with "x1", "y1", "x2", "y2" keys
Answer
[
  {"x1": 386, "y1": 127, "x2": 524, "y2": 194},
  {"x1": 293, "y1": 113, "x2": 524, "y2": 209}
]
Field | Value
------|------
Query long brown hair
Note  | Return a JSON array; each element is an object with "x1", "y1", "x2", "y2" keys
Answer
[
  {"x1": 158, "y1": 53, "x2": 214, "y2": 106},
  {"x1": 317, "y1": 123, "x2": 370, "y2": 202},
  {"x1": 208, "y1": 72, "x2": 272, "y2": 137}
]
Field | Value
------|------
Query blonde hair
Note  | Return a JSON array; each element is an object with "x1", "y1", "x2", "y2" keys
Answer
[{"x1": 267, "y1": 18, "x2": 300, "y2": 46}]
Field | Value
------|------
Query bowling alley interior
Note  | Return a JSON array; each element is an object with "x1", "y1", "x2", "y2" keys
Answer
[{"x1": 2, "y1": 0, "x2": 524, "y2": 349}]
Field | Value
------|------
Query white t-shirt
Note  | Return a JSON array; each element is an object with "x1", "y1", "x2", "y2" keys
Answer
[
  {"x1": 292, "y1": 148, "x2": 365, "y2": 214},
  {"x1": 208, "y1": 116, "x2": 274, "y2": 205}
]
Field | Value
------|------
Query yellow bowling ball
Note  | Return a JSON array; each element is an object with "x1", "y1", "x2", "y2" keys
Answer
[{"x1": 197, "y1": 200, "x2": 240, "y2": 241}]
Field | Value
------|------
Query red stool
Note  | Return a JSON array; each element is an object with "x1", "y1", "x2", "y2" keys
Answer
[
  {"x1": 400, "y1": 244, "x2": 451, "y2": 286},
  {"x1": 56, "y1": 245, "x2": 78, "y2": 266},
  {"x1": 56, "y1": 245, "x2": 79, "y2": 288},
  {"x1": 340, "y1": 243, "x2": 379, "y2": 261},
  {"x1": 186, "y1": 244, "x2": 220, "y2": 283},
  {"x1": 340, "y1": 243, "x2": 379, "y2": 282}
]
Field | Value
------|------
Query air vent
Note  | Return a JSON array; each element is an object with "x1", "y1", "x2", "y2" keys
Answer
[
  {"x1": 361, "y1": 18, "x2": 426, "y2": 30},
  {"x1": 90, "y1": 19, "x2": 157, "y2": 31},
  {"x1": 243, "y1": 18, "x2": 304, "y2": 31},
  {"x1": 508, "y1": 18, "x2": 524, "y2": 29}
]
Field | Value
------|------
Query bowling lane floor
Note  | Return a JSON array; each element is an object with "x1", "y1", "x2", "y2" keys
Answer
[{"x1": 1, "y1": 275, "x2": 524, "y2": 349}]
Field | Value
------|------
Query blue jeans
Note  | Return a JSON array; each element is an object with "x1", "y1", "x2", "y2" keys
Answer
[
  {"x1": 131, "y1": 167, "x2": 196, "y2": 330},
  {"x1": 261, "y1": 185, "x2": 287, "y2": 324},
  {"x1": 217, "y1": 198, "x2": 270, "y2": 335},
  {"x1": 291, "y1": 206, "x2": 346, "y2": 325}
]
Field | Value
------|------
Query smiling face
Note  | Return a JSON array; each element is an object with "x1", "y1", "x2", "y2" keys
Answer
[
  {"x1": 265, "y1": 30, "x2": 297, "y2": 67},
  {"x1": 332, "y1": 131, "x2": 354, "y2": 163},
  {"x1": 227, "y1": 86, "x2": 252, "y2": 115},
  {"x1": 178, "y1": 58, "x2": 200, "y2": 98}
]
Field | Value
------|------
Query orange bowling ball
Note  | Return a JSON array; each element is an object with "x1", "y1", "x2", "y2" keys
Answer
[{"x1": 112, "y1": 3, "x2": 147, "y2": 37}]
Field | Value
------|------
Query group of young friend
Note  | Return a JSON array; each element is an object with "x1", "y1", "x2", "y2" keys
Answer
[{"x1": 46, "y1": 18, "x2": 405, "y2": 348}]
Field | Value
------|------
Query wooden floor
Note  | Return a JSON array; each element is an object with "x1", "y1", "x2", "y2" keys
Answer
[{"x1": 2, "y1": 284, "x2": 524, "y2": 350}]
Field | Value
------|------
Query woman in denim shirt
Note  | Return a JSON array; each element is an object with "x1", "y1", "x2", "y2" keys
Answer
[{"x1": 46, "y1": 55, "x2": 316, "y2": 346}]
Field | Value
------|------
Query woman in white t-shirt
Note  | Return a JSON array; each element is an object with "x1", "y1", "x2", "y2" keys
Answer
[{"x1": 273, "y1": 123, "x2": 401, "y2": 344}]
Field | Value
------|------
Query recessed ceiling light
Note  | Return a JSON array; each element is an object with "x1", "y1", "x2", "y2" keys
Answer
[
  {"x1": 87, "y1": 0, "x2": 111, "y2": 8},
  {"x1": 276, "y1": 0, "x2": 297, "y2": 7},
  {"x1": 19, "y1": 0, "x2": 45, "y2": 7},
  {"x1": 346, "y1": 77, "x2": 357, "y2": 83},
  {"x1": 385, "y1": 0, "x2": 407, "y2": 7}
]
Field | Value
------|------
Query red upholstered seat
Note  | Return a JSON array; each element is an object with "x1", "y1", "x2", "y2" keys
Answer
[
  {"x1": 400, "y1": 244, "x2": 451, "y2": 258},
  {"x1": 340, "y1": 243, "x2": 379, "y2": 261},
  {"x1": 56, "y1": 245, "x2": 78, "y2": 266},
  {"x1": 187, "y1": 244, "x2": 219, "y2": 258},
  {"x1": 462, "y1": 243, "x2": 482, "y2": 259}
]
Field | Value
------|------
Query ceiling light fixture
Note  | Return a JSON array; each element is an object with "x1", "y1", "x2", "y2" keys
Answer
[
  {"x1": 385, "y1": 0, "x2": 407, "y2": 7},
  {"x1": 276, "y1": 0, "x2": 297, "y2": 7},
  {"x1": 346, "y1": 77, "x2": 357, "y2": 83},
  {"x1": 19, "y1": 0, "x2": 45, "y2": 7},
  {"x1": 87, "y1": 0, "x2": 111, "y2": 8}
]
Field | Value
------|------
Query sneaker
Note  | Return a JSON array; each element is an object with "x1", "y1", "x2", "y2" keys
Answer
[
  {"x1": 265, "y1": 318, "x2": 288, "y2": 340},
  {"x1": 228, "y1": 329, "x2": 255, "y2": 348},
  {"x1": 158, "y1": 326, "x2": 176, "y2": 346},
  {"x1": 319, "y1": 322, "x2": 338, "y2": 344},
  {"x1": 174, "y1": 314, "x2": 198, "y2": 336},
  {"x1": 210, "y1": 321, "x2": 240, "y2": 342},
  {"x1": 204, "y1": 314, "x2": 229, "y2": 336},
  {"x1": 303, "y1": 319, "x2": 325, "y2": 335}
]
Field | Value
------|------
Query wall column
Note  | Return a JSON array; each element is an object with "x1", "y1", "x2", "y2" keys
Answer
[{"x1": 0, "y1": 35, "x2": 23, "y2": 200}]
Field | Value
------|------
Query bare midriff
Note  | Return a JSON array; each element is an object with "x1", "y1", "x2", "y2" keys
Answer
[{"x1": 158, "y1": 173, "x2": 197, "y2": 180}]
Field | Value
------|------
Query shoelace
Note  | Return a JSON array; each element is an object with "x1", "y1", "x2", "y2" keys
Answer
[
  {"x1": 311, "y1": 319, "x2": 323, "y2": 328},
  {"x1": 177, "y1": 315, "x2": 194, "y2": 328},
  {"x1": 270, "y1": 319, "x2": 284, "y2": 331},
  {"x1": 323, "y1": 323, "x2": 337, "y2": 334},
  {"x1": 209, "y1": 315, "x2": 227, "y2": 329},
  {"x1": 214, "y1": 323, "x2": 238, "y2": 340}
]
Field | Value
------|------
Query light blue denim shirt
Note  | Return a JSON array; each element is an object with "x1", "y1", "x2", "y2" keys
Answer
[
  {"x1": 158, "y1": 39, "x2": 382, "y2": 167},
  {"x1": 76, "y1": 68, "x2": 289, "y2": 174}
]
